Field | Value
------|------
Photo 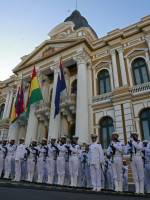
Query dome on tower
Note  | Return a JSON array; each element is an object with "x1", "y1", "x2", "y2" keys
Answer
[{"x1": 64, "y1": 10, "x2": 98, "y2": 38}]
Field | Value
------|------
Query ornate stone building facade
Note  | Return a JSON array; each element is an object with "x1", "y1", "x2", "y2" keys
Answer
[{"x1": 0, "y1": 10, "x2": 150, "y2": 152}]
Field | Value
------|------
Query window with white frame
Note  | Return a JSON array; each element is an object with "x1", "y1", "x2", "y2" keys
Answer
[
  {"x1": 100, "y1": 117, "x2": 114, "y2": 149},
  {"x1": 132, "y1": 58, "x2": 149, "y2": 85},
  {"x1": 140, "y1": 108, "x2": 150, "y2": 141},
  {"x1": 98, "y1": 70, "x2": 111, "y2": 95}
]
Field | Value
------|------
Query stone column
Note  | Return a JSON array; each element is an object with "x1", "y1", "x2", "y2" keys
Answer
[
  {"x1": 43, "y1": 81, "x2": 50, "y2": 102},
  {"x1": 48, "y1": 61, "x2": 61, "y2": 140},
  {"x1": 146, "y1": 35, "x2": 150, "y2": 52},
  {"x1": 93, "y1": 68, "x2": 97, "y2": 96},
  {"x1": 37, "y1": 72, "x2": 50, "y2": 102},
  {"x1": 87, "y1": 64, "x2": 93, "y2": 142},
  {"x1": 123, "y1": 101, "x2": 135, "y2": 140},
  {"x1": 17, "y1": 121, "x2": 26, "y2": 144},
  {"x1": 113, "y1": 104, "x2": 124, "y2": 143},
  {"x1": 110, "y1": 50, "x2": 119, "y2": 88},
  {"x1": 3, "y1": 91, "x2": 10, "y2": 119},
  {"x1": 1, "y1": 129, "x2": 8, "y2": 140},
  {"x1": 37, "y1": 116, "x2": 46, "y2": 141},
  {"x1": 25, "y1": 103, "x2": 38, "y2": 145},
  {"x1": 64, "y1": 68, "x2": 70, "y2": 95},
  {"x1": 7, "y1": 121, "x2": 19, "y2": 142},
  {"x1": 6, "y1": 90, "x2": 13, "y2": 119},
  {"x1": 126, "y1": 58, "x2": 133, "y2": 87},
  {"x1": 60, "y1": 116, "x2": 68, "y2": 136},
  {"x1": 109, "y1": 64, "x2": 114, "y2": 90},
  {"x1": 0, "y1": 129, "x2": 5, "y2": 140},
  {"x1": 74, "y1": 52, "x2": 89, "y2": 144},
  {"x1": 117, "y1": 48, "x2": 127, "y2": 86},
  {"x1": 23, "y1": 81, "x2": 30, "y2": 108}
]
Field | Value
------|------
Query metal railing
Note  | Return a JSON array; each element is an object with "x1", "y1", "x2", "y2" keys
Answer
[
  {"x1": 92, "y1": 92, "x2": 113, "y2": 103},
  {"x1": 129, "y1": 82, "x2": 150, "y2": 94}
]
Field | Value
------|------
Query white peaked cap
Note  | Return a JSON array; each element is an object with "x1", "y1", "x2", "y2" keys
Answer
[
  {"x1": 143, "y1": 140, "x2": 149, "y2": 143},
  {"x1": 32, "y1": 139, "x2": 37, "y2": 143},
  {"x1": 42, "y1": 138, "x2": 47, "y2": 141},
  {"x1": 90, "y1": 134, "x2": 98, "y2": 138},
  {"x1": 112, "y1": 132, "x2": 119, "y2": 136},
  {"x1": 131, "y1": 132, "x2": 139, "y2": 136},
  {"x1": 19, "y1": 138, "x2": 25, "y2": 141},
  {"x1": 10, "y1": 138, "x2": 15, "y2": 141},
  {"x1": 72, "y1": 135, "x2": 79, "y2": 139},
  {"x1": 60, "y1": 135, "x2": 66, "y2": 139}
]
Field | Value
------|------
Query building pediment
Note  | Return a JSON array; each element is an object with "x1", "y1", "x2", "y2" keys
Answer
[
  {"x1": 13, "y1": 38, "x2": 81, "y2": 73},
  {"x1": 124, "y1": 48, "x2": 148, "y2": 58},
  {"x1": 92, "y1": 60, "x2": 111, "y2": 69}
]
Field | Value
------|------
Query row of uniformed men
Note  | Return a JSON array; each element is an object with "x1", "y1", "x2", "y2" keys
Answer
[{"x1": 0, "y1": 132, "x2": 149, "y2": 194}]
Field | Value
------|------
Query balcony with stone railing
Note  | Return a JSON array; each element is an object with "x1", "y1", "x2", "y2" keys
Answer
[
  {"x1": 60, "y1": 94, "x2": 76, "y2": 114},
  {"x1": 129, "y1": 82, "x2": 150, "y2": 95},
  {"x1": 35, "y1": 101, "x2": 51, "y2": 119},
  {"x1": 59, "y1": 94, "x2": 76, "y2": 123},
  {"x1": 0, "y1": 118, "x2": 10, "y2": 129},
  {"x1": 92, "y1": 92, "x2": 113, "y2": 104}
]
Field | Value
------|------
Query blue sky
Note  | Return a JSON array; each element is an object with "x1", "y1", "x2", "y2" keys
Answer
[{"x1": 0, "y1": 0, "x2": 150, "y2": 80}]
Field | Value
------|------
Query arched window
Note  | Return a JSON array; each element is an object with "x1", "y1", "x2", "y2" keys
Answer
[
  {"x1": 140, "y1": 109, "x2": 150, "y2": 140},
  {"x1": 132, "y1": 58, "x2": 149, "y2": 85},
  {"x1": 70, "y1": 124, "x2": 75, "y2": 139},
  {"x1": 98, "y1": 70, "x2": 111, "y2": 95},
  {"x1": 0, "y1": 104, "x2": 5, "y2": 120},
  {"x1": 71, "y1": 80, "x2": 77, "y2": 94},
  {"x1": 100, "y1": 117, "x2": 114, "y2": 149}
]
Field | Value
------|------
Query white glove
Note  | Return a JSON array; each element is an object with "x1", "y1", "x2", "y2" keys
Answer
[
  {"x1": 130, "y1": 138, "x2": 133, "y2": 142},
  {"x1": 111, "y1": 141, "x2": 114, "y2": 145}
]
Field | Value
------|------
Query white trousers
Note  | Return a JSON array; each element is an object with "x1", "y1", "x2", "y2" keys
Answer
[
  {"x1": 37, "y1": 159, "x2": 45, "y2": 176},
  {"x1": 144, "y1": 163, "x2": 150, "y2": 193},
  {"x1": 5, "y1": 156, "x2": 12, "y2": 173},
  {"x1": 57, "y1": 157, "x2": 65, "y2": 176},
  {"x1": 69, "y1": 156, "x2": 78, "y2": 177},
  {"x1": 14, "y1": 160, "x2": 22, "y2": 181},
  {"x1": 27, "y1": 158, "x2": 36, "y2": 173},
  {"x1": 0, "y1": 156, "x2": 4, "y2": 176},
  {"x1": 90, "y1": 163, "x2": 101, "y2": 189},
  {"x1": 130, "y1": 156, "x2": 144, "y2": 182},
  {"x1": 112, "y1": 156, "x2": 123, "y2": 181},
  {"x1": 47, "y1": 158, "x2": 56, "y2": 175},
  {"x1": 144, "y1": 163, "x2": 150, "y2": 185},
  {"x1": 123, "y1": 173, "x2": 128, "y2": 191}
]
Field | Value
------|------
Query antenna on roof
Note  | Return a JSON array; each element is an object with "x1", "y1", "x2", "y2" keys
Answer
[{"x1": 76, "y1": 0, "x2": 78, "y2": 10}]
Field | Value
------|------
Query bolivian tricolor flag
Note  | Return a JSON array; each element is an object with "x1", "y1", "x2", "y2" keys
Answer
[{"x1": 24, "y1": 67, "x2": 43, "y2": 124}]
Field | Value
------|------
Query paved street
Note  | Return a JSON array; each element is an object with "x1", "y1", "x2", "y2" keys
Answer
[{"x1": 0, "y1": 187, "x2": 148, "y2": 200}]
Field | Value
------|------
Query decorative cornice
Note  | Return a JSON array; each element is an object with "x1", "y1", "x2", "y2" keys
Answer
[
  {"x1": 109, "y1": 49, "x2": 116, "y2": 56},
  {"x1": 116, "y1": 47, "x2": 124, "y2": 54},
  {"x1": 73, "y1": 51, "x2": 91, "y2": 65},
  {"x1": 145, "y1": 35, "x2": 150, "y2": 43},
  {"x1": 37, "y1": 72, "x2": 50, "y2": 83}
]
